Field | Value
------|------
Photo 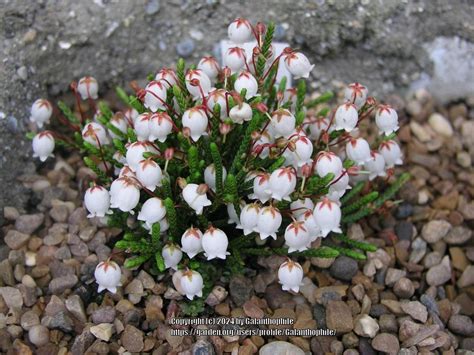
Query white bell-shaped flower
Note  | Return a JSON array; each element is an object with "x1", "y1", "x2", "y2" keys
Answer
[
  {"x1": 185, "y1": 69, "x2": 212, "y2": 99},
  {"x1": 268, "y1": 167, "x2": 297, "y2": 201},
  {"x1": 344, "y1": 82, "x2": 368, "y2": 109},
  {"x1": 227, "y1": 201, "x2": 244, "y2": 225},
  {"x1": 252, "y1": 131, "x2": 272, "y2": 158},
  {"x1": 109, "y1": 112, "x2": 129, "y2": 139},
  {"x1": 255, "y1": 206, "x2": 282, "y2": 240},
  {"x1": 346, "y1": 137, "x2": 371, "y2": 165},
  {"x1": 375, "y1": 105, "x2": 399, "y2": 135},
  {"x1": 95, "y1": 260, "x2": 122, "y2": 293},
  {"x1": 334, "y1": 103, "x2": 359, "y2": 132},
  {"x1": 284, "y1": 221, "x2": 311, "y2": 252},
  {"x1": 136, "y1": 159, "x2": 163, "y2": 191},
  {"x1": 118, "y1": 165, "x2": 136, "y2": 178},
  {"x1": 224, "y1": 47, "x2": 247, "y2": 73},
  {"x1": 284, "y1": 51, "x2": 314, "y2": 79},
  {"x1": 180, "y1": 269, "x2": 204, "y2": 300},
  {"x1": 113, "y1": 151, "x2": 126, "y2": 175},
  {"x1": 182, "y1": 107, "x2": 208, "y2": 142},
  {"x1": 204, "y1": 163, "x2": 227, "y2": 192},
  {"x1": 162, "y1": 244, "x2": 183, "y2": 270},
  {"x1": 202, "y1": 226, "x2": 230, "y2": 260},
  {"x1": 207, "y1": 89, "x2": 228, "y2": 119},
  {"x1": 229, "y1": 102, "x2": 253, "y2": 124},
  {"x1": 288, "y1": 135, "x2": 313, "y2": 168},
  {"x1": 158, "y1": 217, "x2": 169, "y2": 234},
  {"x1": 306, "y1": 116, "x2": 330, "y2": 140},
  {"x1": 137, "y1": 197, "x2": 166, "y2": 228},
  {"x1": 181, "y1": 227, "x2": 203, "y2": 259},
  {"x1": 290, "y1": 198, "x2": 315, "y2": 219},
  {"x1": 149, "y1": 112, "x2": 174, "y2": 142},
  {"x1": 109, "y1": 177, "x2": 140, "y2": 214},
  {"x1": 379, "y1": 140, "x2": 403, "y2": 167},
  {"x1": 110, "y1": 178, "x2": 127, "y2": 205},
  {"x1": 30, "y1": 99, "x2": 52, "y2": 128},
  {"x1": 172, "y1": 270, "x2": 185, "y2": 295},
  {"x1": 364, "y1": 151, "x2": 387, "y2": 180},
  {"x1": 228, "y1": 18, "x2": 253, "y2": 44},
  {"x1": 32, "y1": 131, "x2": 55, "y2": 162},
  {"x1": 236, "y1": 203, "x2": 260, "y2": 235},
  {"x1": 328, "y1": 171, "x2": 351, "y2": 201},
  {"x1": 283, "y1": 87, "x2": 297, "y2": 112},
  {"x1": 278, "y1": 259, "x2": 304, "y2": 292},
  {"x1": 84, "y1": 185, "x2": 111, "y2": 218},
  {"x1": 134, "y1": 113, "x2": 152, "y2": 141},
  {"x1": 197, "y1": 56, "x2": 220, "y2": 82},
  {"x1": 234, "y1": 71, "x2": 258, "y2": 99},
  {"x1": 271, "y1": 109, "x2": 296, "y2": 138},
  {"x1": 143, "y1": 80, "x2": 167, "y2": 112},
  {"x1": 155, "y1": 68, "x2": 177, "y2": 88},
  {"x1": 77, "y1": 76, "x2": 99, "y2": 100},
  {"x1": 315, "y1": 151, "x2": 343, "y2": 179},
  {"x1": 313, "y1": 197, "x2": 342, "y2": 237},
  {"x1": 182, "y1": 183, "x2": 212, "y2": 215},
  {"x1": 82, "y1": 122, "x2": 109, "y2": 147},
  {"x1": 126, "y1": 141, "x2": 152, "y2": 171},
  {"x1": 124, "y1": 108, "x2": 139, "y2": 125},
  {"x1": 249, "y1": 173, "x2": 271, "y2": 203},
  {"x1": 298, "y1": 209, "x2": 321, "y2": 242}
]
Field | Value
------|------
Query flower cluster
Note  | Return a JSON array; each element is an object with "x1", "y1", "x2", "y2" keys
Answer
[{"x1": 29, "y1": 18, "x2": 406, "y2": 301}]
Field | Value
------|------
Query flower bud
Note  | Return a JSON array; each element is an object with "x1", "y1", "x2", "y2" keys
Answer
[
  {"x1": 268, "y1": 167, "x2": 297, "y2": 201},
  {"x1": 219, "y1": 122, "x2": 232, "y2": 136},
  {"x1": 84, "y1": 185, "x2": 111, "y2": 218},
  {"x1": 285, "y1": 221, "x2": 311, "y2": 252},
  {"x1": 197, "y1": 56, "x2": 220, "y2": 82},
  {"x1": 95, "y1": 260, "x2": 121, "y2": 293},
  {"x1": 77, "y1": 76, "x2": 99, "y2": 100},
  {"x1": 271, "y1": 109, "x2": 296, "y2": 138},
  {"x1": 32, "y1": 131, "x2": 55, "y2": 162},
  {"x1": 164, "y1": 147, "x2": 174, "y2": 161},
  {"x1": 202, "y1": 226, "x2": 230, "y2": 260},
  {"x1": 180, "y1": 269, "x2": 204, "y2": 300},
  {"x1": 313, "y1": 197, "x2": 342, "y2": 237},
  {"x1": 143, "y1": 80, "x2": 167, "y2": 112},
  {"x1": 228, "y1": 18, "x2": 253, "y2": 44},
  {"x1": 379, "y1": 140, "x2": 403, "y2": 167},
  {"x1": 234, "y1": 71, "x2": 258, "y2": 99},
  {"x1": 229, "y1": 102, "x2": 253, "y2": 124},
  {"x1": 204, "y1": 163, "x2": 228, "y2": 192},
  {"x1": 82, "y1": 122, "x2": 109, "y2": 147},
  {"x1": 134, "y1": 113, "x2": 152, "y2": 141},
  {"x1": 255, "y1": 206, "x2": 282, "y2": 240},
  {"x1": 278, "y1": 259, "x2": 304, "y2": 293},
  {"x1": 182, "y1": 107, "x2": 208, "y2": 142},
  {"x1": 284, "y1": 51, "x2": 314, "y2": 79},
  {"x1": 185, "y1": 69, "x2": 212, "y2": 99},
  {"x1": 182, "y1": 183, "x2": 212, "y2": 215},
  {"x1": 162, "y1": 244, "x2": 183, "y2": 270},
  {"x1": 30, "y1": 99, "x2": 52, "y2": 128},
  {"x1": 237, "y1": 203, "x2": 260, "y2": 235},
  {"x1": 344, "y1": 82, "x2": 368, "y2": 109},
  {"x1": 346, "y1": 137, "x2": 371, "y2": 165},
  {"x1": 181, "y1": 227, "x2": 203, "y2": 259},
  {"x1": 149, "y1": 112, "x2": 174, "y2": 142},
  {"x1": 334, "y1": 103, "x2": 358, "y2": 132},
  {"x1": 375, "y1": 104, "x2": 399, "y2": 135},
  {"x1": 137, "y1": 197, "x2": 166, "y2": 228}
]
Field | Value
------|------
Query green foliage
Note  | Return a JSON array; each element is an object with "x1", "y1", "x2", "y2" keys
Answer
[
  {"x1": 164, "y1": 198, "x2": 179, "y2": 241},
  {"x1": 210, "y1": 142, "x2": 223, "y2": 194},
  {"x1": 83, "y1": 157, "x2": 110, "y2": 184},
  {"x1": 57, "y1": 100, "x2": 81, "y2": 124},
  {"x1": 256, "y1": 22, "x2": 275, "y2": 79},
  {"x1": 307, "y1": 91, "x2": 334, "y2": 108}
]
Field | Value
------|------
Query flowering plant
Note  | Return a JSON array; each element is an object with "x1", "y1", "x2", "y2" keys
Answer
[{"x1": 28, "y1": 18, "x2": 408, "y2": 306}]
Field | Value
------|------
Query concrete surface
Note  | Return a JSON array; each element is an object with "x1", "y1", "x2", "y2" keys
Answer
[{"x1": 0, "y1": 0, "x2": 473, "y2": 223}]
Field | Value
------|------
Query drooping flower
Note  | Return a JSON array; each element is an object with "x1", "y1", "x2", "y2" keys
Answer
[
  {"x1": 327, "y1": 171, "x2": 351, "y2": 200},
  {"x1": 284, "y1": 50, "x2": 314, "y2": 79},
  {"x1": 162, "y1": 244, "x2": 183, "y2": 270},
  {"x1": 134, "y1": 113, "x2": 152, "y2": 141},
  {"x1": 180, "y1": 269, "x2": 204, "y2": 300},
  {"x1": 181, "y1": 227, "x2": 203, "y2": 259},
  {"x1": 84, "y1": 185, "x2": 111, "y2": 218},
  {"x1": 95, "y1": 260, "x2": 122, "y2": 293},
  {"x1": 155, "y1": 68, "x2": 178, "y2": 89},
  {"x1": 185, "y1": 69, "x2": 212, "y2": 99},
  {"x1": 344, "y1": 82, "x2": 368, "y2": 109},
  {"x1": 137, "y1": 197, "x2": 166, "y2": 228},
  {"x1": 228, "y1": 17, "x2": 253, "y2": 44},
  {"x1": 290, "y1": 198, "x2": 315, "y2": 219},
  {"x1": 204, "y1": 163, "x2": 228, "y2": 192},
  {"x1": 202, "y1": 226, "x2": 230, "y2": 260},
  {"x1": 298, "y1": 209, "x2": 321, "y2": 241},
  {"x1": 284, "y1": 221, "x2": 311, "y2": 252},
  {"x1": 32, "y1": 131, "x2": 55, "y2": 162},
  {"x1": 249, "y1": 173, "x2": 272, "y2": 203},
  {"x1": 125, "y1": 141, "x2": 153, "y2": 171},
  {"x1": 197, "y1": 56, "x2": 221, "y2": 82},
  {"x1": 306, "y1": 116, "x2": 330, "y2": 140},
  {"x1": 149, "y1": 112, "x2": 174, "y2": 142},
  {"x1": 207, "y1": 89, "x2": 228, "y2": 119},
  {"x1": 271, "y1": 109, "x2": 296, "y2": 138},
  {"x1": 313, "y1": 197, "x2": 342, "y2": 237},
  {"x1": 237, "y1": 203, "x2": 260, "y2": 235},
  {"x1": 278, "y1": 259, "x2": 304, "y2": 292},
  {"x1": 268, "y1": 167, "x2": 297, "y2": 201},
  {"x1": 375, "y1": 104, "x2": 399, "y2": 135},
  {"x1": 77, "y1": 76, "x2": 99, "y2": 100},
  {"x1": 314, "y1": 151, "x2": 343, "y2": 180},
  {"x1": 255, "y1": 206, "x2": 282, "y2": 240},
  {"x1": 82, "y1": 122, "x2": 109, "y2": 147},
  {"x1": 182, "y1": 107, "x2": 208, "y2": 142},
  {"x1": 109, "y1": 177, "x2": 140, "y2": 214},
  {"x1": 182, "y1": 183, "x2": 212, "y2": 215},
  {"x1": 346, "y1": 137, "x2": 372, "y2": 165},
  {"x1": 379, "y1": 140, "x2": 403, "y2": 167},
  {"x1": 108, "y1": 112, "x2": 129, "y2": 139},
  {"x1": 334, "y1": 102, "x2": 359, "y2": 132},
  {"x1": 234, "y1": 71, "x2": 258, "y2": 99},
  {"x1": 143, "y1": 80, "x2": 167, "y2": 112},
  {"x1": 30, "y1": 99, "x2": 52, "y2": 128},
  {"x1": 136, "y1": 159, "x2": 163, "y2": 191},
  {"x1": 229, "y1": 102, "x2": 253, "y2": 124},
  {"x1": 364, "y1": 151, "x2": 387, "y2": 180},
  {"x1": 285, "y1": 134, "x2": 313, "y2": 168}
]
